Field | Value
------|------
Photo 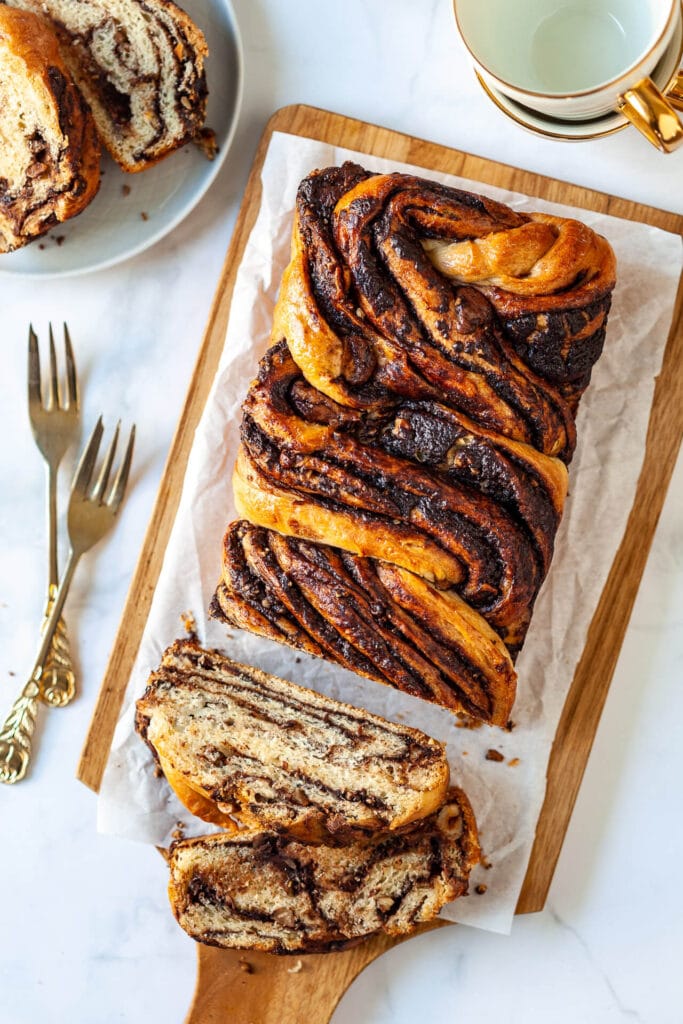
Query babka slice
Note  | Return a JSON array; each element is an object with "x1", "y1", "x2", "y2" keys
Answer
[
  {"x1": 7, "y1": 0, "x2": 209, "y2": 172},
  {"x1": 168, "y1": 788, "x2": 479, "y2": 953},
  {"x1": 0, "y1": 5, "x2": 100, "y2": 252},
  {"x1": 136, "y1": 639, "x2": 450, "y2": 842}
]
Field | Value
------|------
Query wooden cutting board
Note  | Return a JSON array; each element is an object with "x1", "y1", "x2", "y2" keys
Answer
[{"x1": 77, "y1": 105, "x2": 683, "y2": 1024}]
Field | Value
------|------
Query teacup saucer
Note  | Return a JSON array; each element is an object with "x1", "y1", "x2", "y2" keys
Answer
[{"x1": 475, "y1": 10, "x2": 683, "y2": 141}]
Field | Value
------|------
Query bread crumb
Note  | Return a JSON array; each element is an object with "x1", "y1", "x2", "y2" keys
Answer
[
  {"x1": 180, "y1": 611, "x2": 198, "y2": 640},
  {"x1": 505, "y1": 720, "x2": 516, "y2": 731},
  {"x1": 55, "y1": 235, "x2": 65, "y2": 246},
  {"x1": 8, "y1": 670, "x2": 15, "y2": 677},
  {"x1": 485, "y1": 749, "x2": 504, "y2": 762},
  {"x1": 38, "y1": 244, "x2": 45, "y2": 250},
  {"x1": 193, "y1": 127, "x2": 218, "y2": 160},
  {"x1": 508, "y1": 757, "x2": 520, "y2": 767},
  {"x1": 140, "y1": 211, "x2": 149, "y2": 221},
  {"x1": 287, "y1": 959, "x2": 303, "y2": 974},
  {"x1": 171, "y1": 821, "x2": 186, "y2": 843},
  {"x1": 121, "y1": 184, "x2": 131, "y2": 197},
  {"x1": 455, "y1": 713, "x2": 483, "y2": 730},
  {"x1": 238, "y1": 958, "x2": 253, "y2": 974},
  {"x1": 475, "y1": 884, "x2": 488, "y2": 895}
]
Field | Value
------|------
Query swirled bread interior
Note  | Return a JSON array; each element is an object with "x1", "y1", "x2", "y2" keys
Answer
[
  {"x1": 168, "y1": 787, "x2": 479, "y2": 953},
  {"x1": 136, "y1": 639, "x2": 450, "y2": 841},
  {"x1": 7, "y1": 0, "x2": 208, "y2": 171},
  {"x1": 0, "y1": 5, "x2": 100, "y2": 252}
]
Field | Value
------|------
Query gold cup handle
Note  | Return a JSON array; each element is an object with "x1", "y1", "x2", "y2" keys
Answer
[
  {"x1": 618, "y1": 76, "x2": 683, "y2": 152},
  {"x1": 667, "y1": 71, "x2": 683, "y2": 109}
]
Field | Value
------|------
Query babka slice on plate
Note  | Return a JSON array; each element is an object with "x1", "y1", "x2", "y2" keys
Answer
[
  {"x1": 7, "y1": 0, "x2": 209, "y2": 171},
  {"x1": 168, "y1": 787, "x2": 480, "y2": 953},
  {"x1": 0, "y1": 5, "x2": 100, "y2": 252}
]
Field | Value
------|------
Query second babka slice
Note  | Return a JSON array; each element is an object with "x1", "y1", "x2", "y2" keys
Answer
[
  {"x1": 136, "y1": 639, "x2": 450, "y2": 842},
  {"x1": 168, "y1": 787, "x2": 479, "y2": 953}
]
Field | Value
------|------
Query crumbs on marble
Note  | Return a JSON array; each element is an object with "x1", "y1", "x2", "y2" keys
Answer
[
  {"x1": 287, "y1": 959, "x2": 303, "y2": 974},
  {"x1": 505, "y1": 720, "x2": 516, "y2": 732},
  {"x1": 122, "y1": 184, "x2": 131, "y2": 197},
  {"x1": 140, "y1": 211, "x2": 149, "y2": 221},
  {"x1": 485, "y1": 748, "x2": 504, "y2": 762},
  {"x1": 508, "y1": 758, "x2": 520, "y2": 767},
  {"x1": 475, "y1": 884, "x2": 488, "y2": 895},
  {"x1": 295, "y1": 656, "x2": 301, "y2": 664},
  {"x1": 8, "y1": 670, "x2": 15, "y2": 677}
]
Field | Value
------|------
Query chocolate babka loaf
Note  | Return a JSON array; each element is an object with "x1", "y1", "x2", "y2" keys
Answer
[
  {"x1": 7, "y1": 0, "x2": 209, "y2": 171},
  {"x1": 212, "y1": 163, "x2": 616, "y2": 723},
  {"x1": 168, "y1": 787, "x2": 479, "y2": 953},
  {"x1": 136, "y1": 639, "x2": 450, "y2": 841},
  {"x1": 0, "y1": 5, "x2": 100, "y2": 252}
]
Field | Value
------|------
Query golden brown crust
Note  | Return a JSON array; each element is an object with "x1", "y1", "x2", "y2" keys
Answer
[
  {"x1": 213, "y1": 522, "x2": 517, "y2": 726},
  {"x1": 0, "y1": 5, "x2": 100, "y2": 252},
  {"x1": 214, "y1": 162, "x2": 615, "y2": 723}
]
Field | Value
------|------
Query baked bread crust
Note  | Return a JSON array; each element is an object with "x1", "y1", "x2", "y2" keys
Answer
[
  {"x1": 167, "y1": 787, "x2": 480, "y2": 953},
  {"x1": 7, "y1": 0, "x2": 209, "y2": 172},
  {"x1": 0, "y1": 5, "x2": 100, "y2": 252},
  {"x1": 212, "y1": 163, "x2": 616, "y2": 722},
  {"x1": 136, "y1": 639, "x2": 450, "y2": 841}
]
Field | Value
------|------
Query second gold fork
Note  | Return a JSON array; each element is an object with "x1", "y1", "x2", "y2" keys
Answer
[{"x1": 28, "y1": 324, "x2": 79, "y2": 707}]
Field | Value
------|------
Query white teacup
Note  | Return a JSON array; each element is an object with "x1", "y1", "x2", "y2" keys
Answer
[{"x1": 454, "y1": 0, "x2": 683, "y2": 151}]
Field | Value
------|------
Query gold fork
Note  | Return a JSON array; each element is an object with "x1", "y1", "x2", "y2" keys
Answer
[
  {"x1": 28, "y1": 324, "x2": 79, "y2": 707},
  {"x1": 0, "y1": 417, "x2": 135, "y2": 785}
]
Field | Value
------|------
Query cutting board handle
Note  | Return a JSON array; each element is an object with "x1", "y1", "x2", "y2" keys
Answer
[{"x1": 185, "y1": 923, "x2": 445, "y2": 1024}]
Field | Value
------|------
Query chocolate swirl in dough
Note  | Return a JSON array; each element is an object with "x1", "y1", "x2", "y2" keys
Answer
[
  {"x1": 7, "y1": 0, "x2": 208, "y2": 171},
  {"x1": 0, "y1": 6, "x2": 100, "y2": 252},
  {"x1": 168, "y1": 787, "x2": 479, "y2": 954},
  {"x1": 212, "y1": 163, "x2": 616, "y2": 723}
]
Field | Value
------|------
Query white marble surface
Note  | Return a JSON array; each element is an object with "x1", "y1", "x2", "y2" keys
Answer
[{"x1": 0, "y1": 1, "x2": 681, "y2": 1022}]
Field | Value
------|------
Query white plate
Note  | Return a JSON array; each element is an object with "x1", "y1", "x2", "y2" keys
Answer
[{"x1": 0, "y1": 0, "x2": 243, "y2": 278}]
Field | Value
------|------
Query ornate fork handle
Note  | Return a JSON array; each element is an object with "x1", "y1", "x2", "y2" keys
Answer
[
  {"x1": 39, "y1": 583, "x2": 76, "y2": 708},
  {"x1": 0, "y1": 553, "x2": 78, "y2": 784},
  {"x1": 0, "y1": 679, "x2": 40, "y2": 785}
]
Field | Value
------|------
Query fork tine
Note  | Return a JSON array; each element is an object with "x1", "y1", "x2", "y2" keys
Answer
[
  {"x1": 107, "y1": 424, "x2": 135, "y2": 512},
  {"x1": 72, "y1": 417, "x2": 104, "y2": 497},
  {"x1": 48, "y1": 323, "x2": 59, "y2": 411},
  {"x1": 91, "y1": 421, "x2": 119, "y2": 502},
  {"x1": 63, "y1": 323, "x2": 78, "y2": 410},
  {"x1": 28, "y1": 325, "x2": 41, "y2": 407}
]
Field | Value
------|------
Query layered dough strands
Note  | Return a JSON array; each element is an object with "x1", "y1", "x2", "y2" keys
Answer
[
  {"x1": 169, "y1": 787, "x2": 479, "y2": 953},
  {"x1": 213, "y1": 163, "x2": 616, "y2": 725},
  {"x1": 7, "y1": 0, "x2": 208, "y2": 171},
  {"x1": 0, "y1": 5, "x2": 100, "y2": 251},
  {"x1": 136, "y1": 640, "x2": 450, "y2": 842}
]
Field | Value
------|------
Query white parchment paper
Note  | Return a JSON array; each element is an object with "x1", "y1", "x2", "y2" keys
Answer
[{"x1": 98, "y1": 131, "x2": 683, "y2": 934}]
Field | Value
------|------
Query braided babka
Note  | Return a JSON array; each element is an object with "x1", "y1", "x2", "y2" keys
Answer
[
  {"x1": 136, "y1": 639, "x2": 450, "y2": 842},
  {"x1": 168, "y1": 787, "x2": 479, "y2": 953},
  {"x1": 0, "y1": 5, "x2": 100, "y2": 252},
  {"x1": 211, "y1": 163, "x2": 616, "y2": 724},
  {"x1": 6, "y1": 0, "x2": 208, "y2": 172}
]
